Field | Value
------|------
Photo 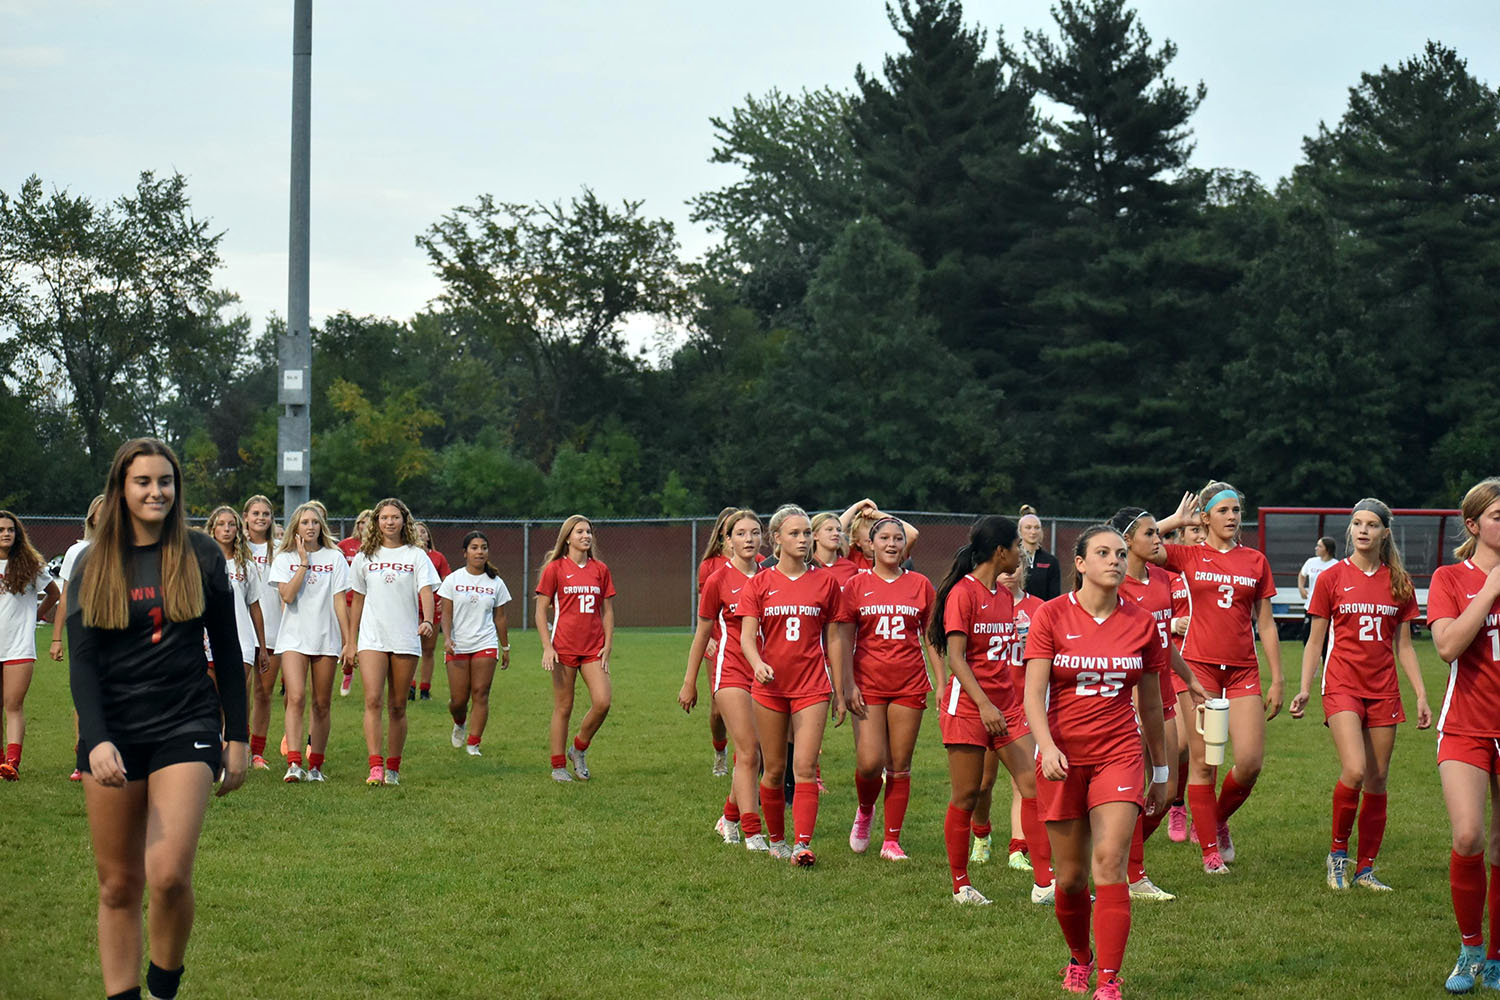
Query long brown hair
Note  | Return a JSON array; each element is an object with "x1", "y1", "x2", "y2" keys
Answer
[
  {"x1": 1456, "y1": 479, "x2": 1500, "y2": 562},
  {"x1": 700, "y1": 506, "x2": 738, "y2": 564},
  {"x1": 79, "y1": 438, "x2": 204, "y2": 629},
  {"x1": 1345, "y1": 499, "x2": 1413, "y2": 603},
  {"x1": 278, "y1": 502, "x2": 337, "y2": 554},
  {"x1": 204, "y1": 505, "x2": 250, "y2": 572},
  {"x1": 242, "y1": 494, "x2": 276, "y2": 544},
  {"x1": 361, "y1": 498, "x2": 419, "y2": 557},
  {"x1": 80, "y1": 493, "x2": 106, "y2": 540},
  {"x1": 543, "y1": 515, "x2": 598, "y2": 573},
  {"x1": 0, "y1": 510, "x2": 45, "y2": 595}
]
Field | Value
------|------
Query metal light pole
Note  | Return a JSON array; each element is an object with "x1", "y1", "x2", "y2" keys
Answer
[{"x1": 278, "y1": 0, "x2": 312, "y2": 514}]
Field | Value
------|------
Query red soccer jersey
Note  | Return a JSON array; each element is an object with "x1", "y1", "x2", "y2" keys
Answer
[
  {"x1": 536, "y1": 557, "x2": 615, "y2": 659},
  {"x1": 1119, "y1": 564, "x2": 1175, "y2": 654},
  {"x1": 698, "y1": 562, "x2": 756, "y2": 685},
  {"x1": 338, "y1": 537, "x2": 361, "y2": 606},
  {"x1": 1023, "y1": 593, "x2": 1168, "y2": 763},
  {"x1": 426, "y1": 549, "x2": 452, "y2": 623},
  {"x1": 1008, "y1": 592, "x2": 1046, "y2": 692},
  {"x1": 940, "y1": 574, "x2": 1017, "y2": 717},
  {"x1": 1428, "y1": 561, "x2": 1500, "y2": 737},
  {"x1": 842, "y1": 569, "x2": 935, "y2": 698},
  {"x1": 697, "y1": 555, "x2": 731, "y2": 595},
  {"x1": 817, "y1": 556, "x2": 860, "y2": 588},
  {"x1": 1309, "y1": 560, "x2": 1418, "y2": 699},
  {"x1": 739, "y1": 565, "x2": 847, "y2": 698},
  {"x1": 1163, "y1": 543, "x2": 1275, "y2": 667},
  {"x1": 848, "y1": 549, "x2": 873, "y2": 572}
]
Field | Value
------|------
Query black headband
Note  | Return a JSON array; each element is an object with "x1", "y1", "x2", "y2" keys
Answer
[{"x1": 1351, "y1": 498, "x2": 1390, "y2": 527}]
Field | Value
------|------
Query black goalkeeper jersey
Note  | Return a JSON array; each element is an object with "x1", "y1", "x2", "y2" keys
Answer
[{"x1": 67, "y1": 531, "x2": 248, "y2": 751}]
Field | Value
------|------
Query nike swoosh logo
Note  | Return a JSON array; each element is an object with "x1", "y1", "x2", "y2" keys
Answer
[
  {"x1": 1066, "y1": 633, "x2": 1082, "y2": 640},
  {"x1": 980, "y1": 603, "x2": 989, "y2": 610},
  {"x1": 1133, "y1": 594, "x2": 1145, "y2": 601},
  {"x1": 863, "y1": 592, "x2": 874, "y2": 597},
  {"x1": 768, "y1": 590, "x2": 779, "y2": 596},
  {"x1": 193, "y1": 741, "x2": 213, "y2": 750},
  {"x1": 730, "y1": 588, "x2": 742, "y2": 594},
  {"x1": 566, "y1": 573, "x2": 575, "y2": 579},
  {"x1": 1468, "y1": 593, "x2": 1481, "y2": 599},
  {"x1": 1244, "y1": 683, "x2": 1256, "y2": 690},
  {"x1": 1116, "y1": 785, "x2": 1133, "y2": 792},
  {"x1": 1343, "y1": 586, "x2": 1356, "y2": 592}
]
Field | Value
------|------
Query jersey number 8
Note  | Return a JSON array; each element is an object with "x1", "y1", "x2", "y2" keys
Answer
[{"x1": 785, "y1": 617, "x2": 801, "y2": 641}]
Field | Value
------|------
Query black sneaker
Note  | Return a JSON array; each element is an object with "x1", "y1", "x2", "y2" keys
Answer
[
  {"x1": 409, "y1": 685, "x2": 416, "y2": 700},
  {"x1": 419, "y1": 689, "x2": 431, "y2": 701}
]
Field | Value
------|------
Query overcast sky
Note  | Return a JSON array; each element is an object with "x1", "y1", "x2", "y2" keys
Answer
[{"x1": 4, "y1": 0, "x2": 1498, "y2": 341}]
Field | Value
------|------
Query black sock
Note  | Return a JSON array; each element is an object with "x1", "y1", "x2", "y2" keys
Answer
[
  {"x1": 107, "y1": 989, "x2": 141, "y2": 1000},
  {"x1": 145, "y1": 963, "x2": 183, "y2": 1000}
]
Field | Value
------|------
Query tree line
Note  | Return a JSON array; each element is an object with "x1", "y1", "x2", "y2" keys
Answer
[{"x1": 2, "y1": 0, "x2": 1497, "y2": 517}]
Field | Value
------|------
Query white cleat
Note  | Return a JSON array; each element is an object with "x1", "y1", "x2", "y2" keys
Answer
[
  {"x1": 744, "y1": 833, "x2": 770, "y2": 853},
  {"x1": 715, "y1": 814, "x2": 742, "y2": 844},
  {"x1": 567, "y1": 745, "x2": 590, "y2": 781},
  {"x1": 953, "y1": 885, "x2": 992, "y2": 906},
  {"x1": 551, "y1": 767, "x2": 573, "y2": 782},
  {"x1": 383, "y1": 769, "x2": 400, "y2": 786},
  {"x1": 465, "y1": 743, "x2": 482, "y2": 757},
  {"x1": 451, "y1": 723, "x2": 467, "y2": 748},
  {"x1": 712, "y1": 748, "x2": 729, "y2": 776},
  {"x1": 283, "y1": 764, "x2": 305, "y2": 783},
  {"x1": 1326, "y1": 851, "x2": 1350, "y2": 890},
  {"x1": 306, "y1": 767, "x2": 325, "y2": 783},
  {"x1": 1128, "y1": 876, "x2": 1176, "y2": 901},
  {"x1": 767, "y1": 839, "x2": 792, "y2": 860},
  {"x1": 1217, "y1": 822, "x2": 1236, "y2": 864},
  {"x1": 1031, "y1": 880, "x2": 1057, "y2": 905}
]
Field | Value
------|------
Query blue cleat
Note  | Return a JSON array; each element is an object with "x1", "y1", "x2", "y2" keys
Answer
[
  {"x1": 1448, "y1": 944, "x2": 1485, "y2": 993},
  {"x1": 1481, "y1": 958, "x2": 1500, "y2": 991},
  {"x1": 1326, "y1": 850, "x2": 1349, "y2": 890}
]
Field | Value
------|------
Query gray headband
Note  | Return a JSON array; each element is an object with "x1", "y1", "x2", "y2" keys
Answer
[{"x1": 1351, "y1": 498, "x2": 1390, "y2": 527}]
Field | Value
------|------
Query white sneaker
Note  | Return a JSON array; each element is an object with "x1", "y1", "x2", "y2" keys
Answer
[
  {"x1": 465, "y1": 743, "x2": 482, "y2": 757},
  {"x1": 339, "y1": 671, "x2": 353, "y2": 697},
  {"x1": 1128, "y1": 876, "x2": 1176, "y2": 901},
  {"x1": 383, "y1": 769, "x2": 400, "y2": 786},
  {"x1": 714, "y1": 814, "x2": 741, "y2": 844},
  {"x1": 1217, "y1": 821, "x2": 1236, "y2": 863},
  {"x1": 744, "y1": 833, "x2": 770, "y2": 853},
  {"x1": 768, "y1": 839, "x2": 792, "y2": 860},
  {"x1": 306, "y1": 767, "x2": 325, "y2": 782},
  {"x1": 551, "y1": 767, "x2": 573, "y2": 782},
  {"x1": 283, "y1": 764, "x2": 305, "y2": 783},
  {"x1": 451, "y1": 723, "x2": 467, "y2": 748},
  {"x1": 713, "y1": 748, "x2": 729, "y2": 776},
  {"x1": 953, "y1": 885, "x2": 992, "y2": 906},
  {"x1": 1031, "y1": 880, "x2": 1056, "y2": 905},
  {"x1": 567, "y1": 745, "x2": 590, "y2": 780}
]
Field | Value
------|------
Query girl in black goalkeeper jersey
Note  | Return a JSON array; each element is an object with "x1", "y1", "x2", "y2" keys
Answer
[{"x1": 67, "y1": 439, "x2": 248, "y2": 1000}]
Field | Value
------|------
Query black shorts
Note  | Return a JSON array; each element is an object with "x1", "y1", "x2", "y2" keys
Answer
[{"x1": 78, "y1": 731, "x2": 222, "y2": 782}]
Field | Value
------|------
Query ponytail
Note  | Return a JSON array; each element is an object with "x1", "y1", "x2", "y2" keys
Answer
[{"x1": 929, "y1": 516, "x2": 1019, "y2": 647}]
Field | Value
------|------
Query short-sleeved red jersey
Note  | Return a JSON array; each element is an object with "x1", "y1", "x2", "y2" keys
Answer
[
  {"x1": 699, "y1": 562, "x2": 757, "y2": 689},
  {"x1": 1428, "y1": 561, "x2": 1500, "y2": 737},
  {"x1": 739, "y1": 566, "x2": 847, "y2": 698},
  {"x1": 1023, "y1": 593, "x2": 1168, "y2": 763},
  {"x1": 536, "y1": 557, "x2": 615, "y2": 659},
  {"x1": 697, "y1": 555, "x2": 731, "y2": 596},
  {"x1": 816, "y1": 556, "x2": 860, "y2": 588},
  {"x1": 1163, "y1": 543, "x2": 1275, "y2": 667},
  {"x1": 842, "y1": 569, "x2": 935, "y2": 698},
  {"x1": 1008, "y1": 592, "x2": 1045, "y2": 692},
  {"x1": 940, "y1": 575, "x2": 1017, "y2": 717},
  {"x1": 848, "y1": 549, "x2": 873, "y2": 572},
  {"x1": 1119, "y1": 564, "x2": 1175, "y2": 654},
  {"x1": 1309, "y1": 560, "x2": 1418, "y2": 699}
]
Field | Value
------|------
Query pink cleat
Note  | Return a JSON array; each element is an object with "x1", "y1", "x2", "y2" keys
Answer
[
  {"x1": 1061, "y1": 957, "x2": 1095, "y2": 994},
  {"x1": 849, "y1": 806, "x2": 873, "y2": 853},
  {"x1": 366, "y1": 765, "x2": 384, "y2": 786},
  {"x1": 1167, "y1": 804, "x2": 1187, "y2": 842},
  {"x1": 1092, "y1": 976, "x2": 1123, "y2": 1000},
  {"x1": 1203, "y1": 851, "x2": 1230, "y2": 875},
  {"x1": 879, "y1": 840, "x2": 909, "y2": 861}
]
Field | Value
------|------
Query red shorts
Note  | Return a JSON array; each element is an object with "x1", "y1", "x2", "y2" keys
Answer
[
  {"x1": 1035, "y1": 753, "x2": 1145, "y2": 821},
  {"x1": 2, "y1": 659, "x2": 34, "y2": 668},
  {"x1": 1186, "y1": 659, "x2": 1261, "y2": 700},
  {"x1": 1323, "y1": 691, "x2": 1404, "y2": 727},
  {"x1": 711, "y1": 657, "x2": 753, "y2": 694},
  {"x1": 1159, "y1": 668, "x2": 1179, "y2": 721},
  {"x1": 752, "y1": 689, "x2": 830, "y2": 715},
  {"x1": 553, "y1": 652, "x2": 600, "y2": 669},
  {"x1": 862, "y1": 691, "x2": 929, "y2": 710},
  {"x1": 446, "y1": 648, "x2": 498, "y2": 664},
  {"x1": 939, "y1": 703, "x2": 1029, "y2": 751},
  {"x1": 1437, "y1": 732, "x2": 1500, "y2": 774}
]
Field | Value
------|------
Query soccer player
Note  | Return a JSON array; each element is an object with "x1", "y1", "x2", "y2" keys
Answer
[
  {"x1": 50, "y1": 494, "x2": 104, "y2": 780},
  {"x1": 203, "y1": 507, "x2": 270, "y2": 698},
  {"x1": 1111, "y1": 507, "x2": 1210, "y2": 901},
  {"x1": 739, "y1": 504, "x2": 848, "y2": 865},
  {"x1": 413, "y1": 521, "x2": 451, "y2": 701},
  {"x1": 242, "y1": 495, "x2": 283, "y2": 771},
  {"x1": 1420, "y1": 479, "x2": 1500, "y2": 993},
  {"x1": 810, "y1": 512, "x2": 859, "y2": 586},
  {"x1": 836, "y1": 516, "x2": 937, "y2": 861},
  {"x1": 535, "y1": 515, "x2": 615, "y2": 782},
  {"x1": 930, "y1": 515, "x2": 1053, "y2": 905},
  {"x1": 839, "y1": 498, "x2": 919, "y2": 570},
  {"x1": 1024, "y1": 525, "x2": 1171, "y2": 1000},
  {"x1": 0, "y1": 510, "x2": 60, "y2": 780},
  {"x1": 440, "y1": 531, "x2": 512, "y2": 758},
  {"x1": 987, "y1": 559, "x2": 1045, "y2": 872},
  {"x1": 66, "y1": 438, "x2": 248, "y2": 1000},
  {"x1": 349, "y1": 499, "x2": 440, "y2": 786},
  {"x1": 681, "y1": 509, "x2": 766, "y2": 850},
  {"x1": 270, "y1": 502, "x2": 353, "y2": 783},
  {"x1": 697, "y1": 506, "x2": 738, "y2": 776},
  {"x1": 1150, "y1": 482, "x2": 1283, "y2": 874},
  {"x1": 335, "y1": 508, "x2": 372, "y2": 697},
  {"x1": 1289, "y1": 498, "x2": 1430, "y2": 891}
]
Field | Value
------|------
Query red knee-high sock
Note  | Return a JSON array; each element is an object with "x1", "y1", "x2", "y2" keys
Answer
[
  {"x1": 883, "y1": 770, "x2": 911, "y2": 841},
  {"x1": 1008, "y1": 838, "x2": 1027, "y2": 855},
  {"x1": 1452, "y1": 851, "x2": 1486, "y2": 947},
  {"x1": 550, "y1": 753, "x2": 566, "y2": 769},
  {"x1": 6, "y1": 742, "x2": 21, "y2": 767},
  {"x1": 1187, "y1": 782, "x2": 1220, "y2": 858},
  {"x1": 1094, "y1": 882, "x2": 1131, "y2": 983},
  {"x1": 573, "y1": 735, "x2": 590, "y2": 752},
  {"x1": 250, "y1": 734, "x2": 266, "y2": 757},
  {"x1": 1021, "y1": 797, "x2": 1052, "y2": 886},
  {"x1": 945, "y1": 804, "x2": 973, "y2": 892},
  {"x1": 760, "y1": 782, "x2": 786, "y2": 842},
  {"x1": 1331, "y1": 780, "x2": 1359, "y2": 853},
  {"x1": 723, "y1": 795, "x2": 740, "y2": 824},
  {"x1": 971, "y1": 820, "x2": 992, "y2": 838},
  {"x1": 792, "y1": 781, "x2": 819, "y2": 845},
  {"x1": 1217, "y1": 769, "x2": 1253, "y2": 822},
  {"x1": 385, "y1": 755, "x2": 400, "y2": 772},
  {"x1": 740, "y1": 811, "x2": 762, "y2": 837},
  {"x1": 1489, "y1": 866, "x2": 1500, "y2": 960},
  {"x1": 712, "y1": 737, "x2": 727, "y2": 752},
  {"x1": 308, "y1": 752, "x2": 324, "y2": 770},
  {"x1": 1355, "y1": 790, "x2": 1386, "y2": 870},
  {"x1": 1127, "y1": 813, "x2": 1147, "y2": 884},
  {"x1": 854, "y1": 772, "x2": 882, "y2": 812},
  {"x1": 1054, "y1": 888, "x2": 1093, "y2": 965}
]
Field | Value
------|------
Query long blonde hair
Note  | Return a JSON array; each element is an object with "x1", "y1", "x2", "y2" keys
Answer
[
  {"x1": 769, "y1": 504, "x2": 810, "y2": 563},
  {"x1": 204, "y1": 505, "x2": 250, "y2": 572},
  {"x1": 242, "y1": 494, "x2": 276, "y2": 544},
  {"x1": 361, "y1": 498, "x2": 419, "y2": 557},
  {"x1": 1347, "y1": 499, "x2": 1413, "y2": 603},
  {"x1": 544, "y1": 515, "x2": 598, "y2": 572},
  {"x1": 1456, "y1": 479, "x2": 1500, "y2": 562},
  {"x1": 79, "y1": 438, "x2": 204, "y2": 629},
  {"x1": 0, "y1": 510, "x2": 45, "y2": 596},
  {"x1": 700, "y1": 506, "x2": 738, "y2": 564},
  {"x1": 278, "y1": 502, "x2": 337, "y2": 554},
  {"x1": 809, "y1": 511, "x2": 847, "y2": 560},
  {"x1": 80, "y1": 493, "x2": 105, "y2": 540}
]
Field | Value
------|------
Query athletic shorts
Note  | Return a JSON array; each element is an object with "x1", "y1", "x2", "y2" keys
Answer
[
  {"x1": 1323, "y1": 691, "x2": 1404, "y2": 727},
  {"x1": 711, "y1": 657, "x2": 753, "y2": 694},
  {"x1": 861, "y1": 691, "x2": 929, "y2": 711},
  {"x1": 2, "y1": 658, "x2": 34, "y2": 668},
  {"x1": 78, "y1": 730, "x2": 222, "y2": 782},
  {"x1": 554, "y1": 652, "x2": 600, "y2": 669},
  {"x1": 1035, "y1": 752, "x2": 1145, "y2": 821},
  {"x1": 752, "y1": 690, "x2": 830, "y2": 715},
  {"x1": 939, "y1": 703, "x2": 1029, "y2": 752},
  {"x1": 1159, "y1": 668, "x2": 1179, "y2": 721},
  {"x1": 1437, "y1": 733, "x2": 1500, "y2": 774},
  {"x1": 1186, "y1": 659, "x2": 1261, "y2": 700},
  {"x1": 446, "y1": 648, "x2": 498, "y2": 664}
]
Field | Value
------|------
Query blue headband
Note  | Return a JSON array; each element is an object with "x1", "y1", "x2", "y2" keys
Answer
[{"x1": 1204, "y1": 489, "x2": 1239, "y2": 511}]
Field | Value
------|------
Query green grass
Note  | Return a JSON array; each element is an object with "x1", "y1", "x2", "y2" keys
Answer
[{"x1": 0, "y1": 631, "x2": 1470, "y2": 998}]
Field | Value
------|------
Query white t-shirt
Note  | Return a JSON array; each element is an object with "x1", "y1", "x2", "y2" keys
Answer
[
  {"x1": 1300, "y1": 555, "x2": 1338, "y2": 600},
  {"x1": 270, "y1": 547, "x2": 349, "y2": 656},
  {"x1": 437, "y1": 568, "x2": 512, "y2": 655},
  {"x1": 0, "y1": 559, "x2": 53, "y2": 662},
  {"x1": 248, "y1": 539, "x2": 282, "y2": 646},
  {"x1": 225, "y1": 556, "x2": 262, "y2": 665},
  {"x1": 351, "y1": 544, "x2": 442, "y2": 656},
  {"x1": 59, "y1": 539, "x2": 89, "y2": 583}
]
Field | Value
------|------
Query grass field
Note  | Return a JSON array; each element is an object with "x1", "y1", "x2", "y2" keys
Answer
[{"x1": 0, "y1": 629, "x2": 1471, "y2": 999}]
